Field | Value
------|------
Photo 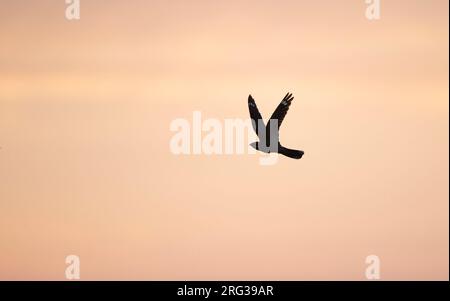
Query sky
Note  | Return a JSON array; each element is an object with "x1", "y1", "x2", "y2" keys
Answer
[{"x1": 0, "y1": 0, "x2": 448, "y2": 280}]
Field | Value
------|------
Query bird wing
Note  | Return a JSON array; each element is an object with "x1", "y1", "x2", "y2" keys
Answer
[
  {"x1": 248, "y1": 95, "x2": 264, "y2": 135},
  {"x1": 267, "y1": 92, "x2": 294, "y2": 130}
]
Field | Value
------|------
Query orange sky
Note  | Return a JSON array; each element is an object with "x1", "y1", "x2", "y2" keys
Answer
[{"x1": 0, "y1": 0, "x2": 448, "y2": 280}]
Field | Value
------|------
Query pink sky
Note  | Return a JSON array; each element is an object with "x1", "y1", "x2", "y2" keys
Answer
[{"x1": 0, "y1": 0, "x2": 448, "y2": 280}]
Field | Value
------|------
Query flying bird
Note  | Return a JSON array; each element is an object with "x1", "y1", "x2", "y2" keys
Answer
[{"x1": 248, "y1": 92, "x2": 304, "y2": 159}]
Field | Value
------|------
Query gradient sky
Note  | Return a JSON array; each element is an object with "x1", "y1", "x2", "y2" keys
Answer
[{"x1": 0, "y1": 0, "x2": 448, "y2": 280}]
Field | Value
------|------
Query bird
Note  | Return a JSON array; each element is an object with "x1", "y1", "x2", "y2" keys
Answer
[{"x1": 248, "y1": 92, "x2": 304, "y2": 159}]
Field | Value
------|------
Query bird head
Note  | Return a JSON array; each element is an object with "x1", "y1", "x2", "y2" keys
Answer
[{"x1": 249, "y1": 142, "x2": 258, "y2": 150}]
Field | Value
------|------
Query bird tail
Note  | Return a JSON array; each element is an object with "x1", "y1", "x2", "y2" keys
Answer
[{"x1": 279, "y1": 145, "x2": 304, "y2": 159}]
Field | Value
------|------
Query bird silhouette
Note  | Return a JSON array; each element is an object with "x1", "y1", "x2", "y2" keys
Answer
[{"x1": 248, "y1": 92, "x2": 304, "y2": 159}]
